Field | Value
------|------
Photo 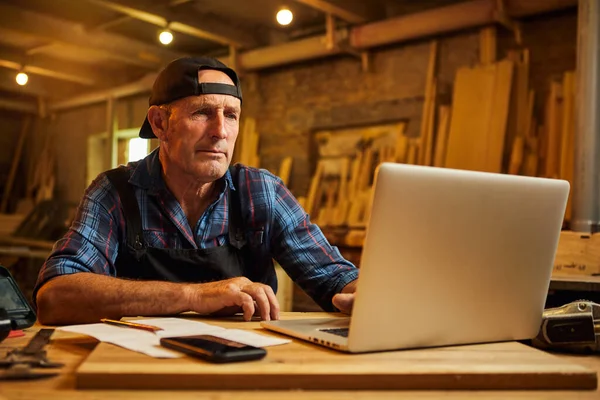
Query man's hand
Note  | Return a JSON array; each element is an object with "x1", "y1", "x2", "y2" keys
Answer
[
  {"x1": 187, "y1": 277, "x2": 280, "y2": 321},
  {"x1": 332, "y1": 279, "x2": 357, "y2": 314},
  {"x1": 332, "y1": 293, "x2": 355, "y2": 314}
]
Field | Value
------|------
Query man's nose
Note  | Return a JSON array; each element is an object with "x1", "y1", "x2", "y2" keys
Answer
[{"x1": 209, "y1": 112, "x2": 227, "y2": 139}]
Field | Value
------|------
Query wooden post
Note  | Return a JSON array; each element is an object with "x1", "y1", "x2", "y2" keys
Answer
[{"x1": 105, "y1": 97, "x2": 117, "y2": 169}]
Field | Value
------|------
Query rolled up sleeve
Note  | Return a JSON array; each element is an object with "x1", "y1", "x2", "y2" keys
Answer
[{"x1": 33, "y1": 175, "x2": 122, "y2": 304}]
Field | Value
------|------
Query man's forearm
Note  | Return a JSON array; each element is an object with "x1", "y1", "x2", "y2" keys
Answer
[
  {"x1": 36, "y1": 273, "x2": 193, "y2": 325},
  {"x1": 341, "y1": 278, "x2": 357, "y2": 293}
]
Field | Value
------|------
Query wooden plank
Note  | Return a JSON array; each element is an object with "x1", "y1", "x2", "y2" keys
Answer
[
  {"x1": 75, "y1": 325, "x2": 596, "y2": 390},
  {"x1": 479, "y1": 26, "x2": 496, "y2": 65},
  {"x1": 418, "y1": 40, "x2": 438, "y2": 165},
  {"x1": 545, "y1": 81, "x2": 563, "y2": 178},
  {"x1": 524, "y1": 137, "x2": 539, "y2": 177},
  {"x1": 553, "y1": 231, "x2": 600, "y2": 276},
  {"x1": 357, "y1": 147, "x2": 373, "y2": 191},
  {"x1": 333, "y1": 158, "x2": 350, "y2": 226},
  {"x1": 485, "y1": 59, "x2": 513, "y2": 173},
  {"x1": 278, "y1": 157, "x2": 293, "y2": 186},
  {"x1": 560, "y1": 71, "x2": 575, "y2": 221},
  {"x1": 505, "y1": 50, "x2": 529, "y2": 171},
  {"x1": 424, "y1": 78, "x2": 437, "y2": 166},
  {"x1": 239, "y1": 117, "x2": 258, "y2": 166},
  {"x1": 305, "y1": 161, "x2": 324, "y2": 216},
  {"x1": 508, "y1": 136, "x2": 524, "y2": 175},
  {"x1": 445, "y1": 63, "x2": 496, "y2": 172},
  {"x1": 445, "y1": 60, "x2": 513, "y2": 173},
  {"x1": 348, "y1": 152, "x2": 362, "y2": 198},
  {"x1": 1, "y1": 117, "x2": 31, "y2": 213},
  {"x1": 433, "y1": 105, "x2": 450, "y2": 167},
  {"x1": 394, "y1": 130, "x2": 408, "y2": 163},
  {"x1": 406, "y1": 139, "x2": 418, "y2": 165}
]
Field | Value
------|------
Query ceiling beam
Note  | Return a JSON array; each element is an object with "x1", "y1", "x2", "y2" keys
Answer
[
  {"x1": 0, "y1": 46, "x2": 106, "y2": 86},
  {"x1": 0, "y1": 72, "x2": 52, "y2": 98},
  {"x1": 0, "y1": 2, "x2": 185, "y2": 69},
  {"x1": 49, "y1": 73, "x2": 157, "y2": 112},
  {"x1": 0, "y1": 97, "x2": 37, "y2": 114},
  {"x1": 0, "y1": 70, "x2": 86, "y2": 100},
  {"x1": 84, "y1": 0, "x2": 258, "y2": 48},
  {"x1": 25, "y1": 15, "x2": 133, "y2": 57},
  {"x1": 168, "y1": 0, "x2": 195, "y2": 6},
  {"x1": 292, "y1": 0, "x2": 380, "y2": 24}
]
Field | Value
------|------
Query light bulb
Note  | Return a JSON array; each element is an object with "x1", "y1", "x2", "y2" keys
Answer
[
  {"x1": 16, "y1": 72, "x2": 28, "y2": 86},
  {"x1": 159, "y1": 29, "x2": 173, "y2": 45},
  {"x1": 276, "y1": 8, "x2": 293, "y2": 26}
]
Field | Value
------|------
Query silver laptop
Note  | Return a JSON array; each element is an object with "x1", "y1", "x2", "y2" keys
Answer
[{"x1": 261, "y1": 162, "x2": 570, "y2": 353}]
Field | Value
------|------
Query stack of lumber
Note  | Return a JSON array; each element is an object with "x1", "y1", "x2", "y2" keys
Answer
[
  {"x1": 298, "y1": 28, "x2": 579, "y2": 238},
  {"x1": 303, "y1": 123, "x2": 407, "y2": 229},
  {"x1": 419, "y1": 27, "x2": 576, "y2": 224},
  {"x1": 236, "y1": 117, "x2": 260, "y2": 168},
  {"x1": 540, "y1": 71, "x2": 576, "y2": 221}
]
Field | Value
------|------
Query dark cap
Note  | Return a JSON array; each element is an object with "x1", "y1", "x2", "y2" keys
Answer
[{"x1": 139, "y1": 56, "x2": 242, "y2": 139}]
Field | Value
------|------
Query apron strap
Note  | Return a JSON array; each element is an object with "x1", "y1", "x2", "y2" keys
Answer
[
  {"x1": 105, "y1": 167, "x2": 144, "y2": 250},
  {"x1": 227, "y1": 172, "x2": 247, "y2": 249}
]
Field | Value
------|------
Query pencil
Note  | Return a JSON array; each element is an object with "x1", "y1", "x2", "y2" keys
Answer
[{"x1": 100, "y1": 318, "x2": 163, "y2": 332}]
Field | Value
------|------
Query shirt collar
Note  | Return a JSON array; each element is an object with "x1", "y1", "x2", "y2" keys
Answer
[{"x1": 128, "y1": 147, "x2": 236, "y2": 195}]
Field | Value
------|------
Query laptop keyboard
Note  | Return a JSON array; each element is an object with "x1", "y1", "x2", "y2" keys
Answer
[{"x1": 319, "y1": 327, "x2": 349, "y2": 337}]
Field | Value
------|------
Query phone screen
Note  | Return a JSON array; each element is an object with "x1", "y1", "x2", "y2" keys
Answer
[
  {"x1": 0, "y1": 278, "x2": 29, "y2": 312},
  {"x1": 160, "y1": 335, "x2": 267, "y2": 363}
]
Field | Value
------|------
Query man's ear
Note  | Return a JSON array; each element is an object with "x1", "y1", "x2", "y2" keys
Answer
[{"x1": 147, "y1": 106, "x2": 169, "y2": 141}]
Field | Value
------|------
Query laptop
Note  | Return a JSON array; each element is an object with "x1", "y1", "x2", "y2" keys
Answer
[{"x1": 261, "y1": 162, "x2": 570, "y2": 353}]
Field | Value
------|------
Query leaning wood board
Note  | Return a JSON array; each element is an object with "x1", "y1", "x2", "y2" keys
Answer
[
  {"x1": 75, "y1": 320, "x2": 596, "y2": 390},
  {"x1": 445, "y1": 60, "x2": 513, "y2": 173}
]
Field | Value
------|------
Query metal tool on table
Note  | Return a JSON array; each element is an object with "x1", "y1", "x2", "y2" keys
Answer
[
  {"x1": 0, "y1": 328, "x2": 63, "y2": 380},
  {"x1": 0, "y1": 264, "x2": 63, "y2": 380},
  {"x1": 531, "y1": 300, "x2": 600, "y2": 353}
]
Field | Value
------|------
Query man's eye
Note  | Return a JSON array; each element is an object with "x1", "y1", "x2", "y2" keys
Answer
[{"x1": 226, "y1": 113, "x2": 239, "y2": 120}]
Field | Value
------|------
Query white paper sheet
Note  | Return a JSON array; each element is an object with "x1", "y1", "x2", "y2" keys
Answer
[{"x1": 58, "y1": 317, "x2": 290, "y2": 358}]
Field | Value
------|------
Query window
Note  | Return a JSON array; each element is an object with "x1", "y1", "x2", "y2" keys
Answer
[{"x1": 128, "y1": 138, "x2": 149, "y2": 162}]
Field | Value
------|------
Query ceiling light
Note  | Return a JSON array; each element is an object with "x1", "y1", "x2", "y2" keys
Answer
[
  {"x1": 158, "y1": 29, "x2": 174, "y2": 45},
  {"x1": 16, "y1": 72, "x2": 28, "y2": 86},
  {"x1": 276, "y1": 8, "x2": 293, "y2": 26}
]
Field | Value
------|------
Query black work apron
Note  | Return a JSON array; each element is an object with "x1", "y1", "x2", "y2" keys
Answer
[{"x1": 104, "y1": 167, "x2": 277, "y2": 292}]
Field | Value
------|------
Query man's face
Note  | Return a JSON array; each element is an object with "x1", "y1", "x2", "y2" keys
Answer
[{"x1": 160, "y1": 70, "x2": 241, "y2": 182}]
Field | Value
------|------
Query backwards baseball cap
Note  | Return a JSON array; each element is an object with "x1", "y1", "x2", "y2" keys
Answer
[{"x1": 139, "y1": 56, "x2": 242, "y2": 139}]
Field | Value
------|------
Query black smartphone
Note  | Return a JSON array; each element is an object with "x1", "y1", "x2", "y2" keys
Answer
[{"x1": 159, "y1": 334, "x2": 267, "y2": 363}]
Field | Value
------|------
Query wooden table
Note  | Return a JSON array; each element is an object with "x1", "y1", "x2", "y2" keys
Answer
[{"x1": 2, "y1": 312, "x2": 600, "y2": 399}]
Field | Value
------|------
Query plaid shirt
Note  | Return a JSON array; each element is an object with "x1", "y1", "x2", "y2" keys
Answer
[{"x1": 34, "y1": 149, "x2": 358, "y2": 310}]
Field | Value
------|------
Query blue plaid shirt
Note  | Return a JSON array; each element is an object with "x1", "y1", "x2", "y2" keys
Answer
[{"x1": 34, "y1": 148, "x2": 358, "y2": 310}]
